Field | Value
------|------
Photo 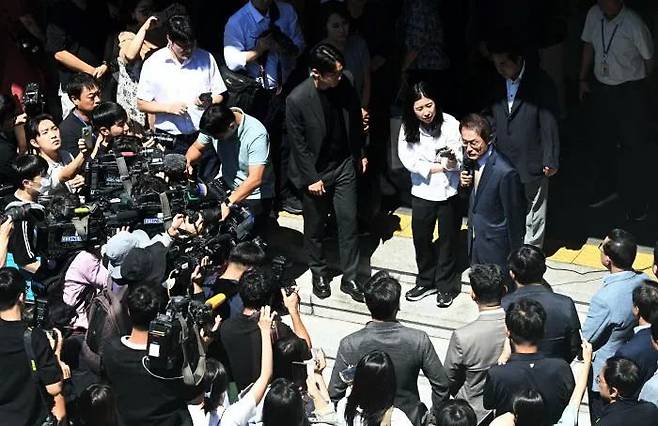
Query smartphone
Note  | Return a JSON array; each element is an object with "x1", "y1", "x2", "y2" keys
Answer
[
  {"x1": 291, "y1": 361, "x2": 310, "y2": 391},
  {"x1": 81, "y1": 126, "x2": 93, "y2": 149}
]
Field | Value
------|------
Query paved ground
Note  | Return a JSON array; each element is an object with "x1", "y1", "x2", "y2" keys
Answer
[{"x1": 267, "y1": 211, "x2": 656, "y2": 426}]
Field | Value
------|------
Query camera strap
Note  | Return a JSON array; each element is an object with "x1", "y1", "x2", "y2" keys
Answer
[
  {"x1": 22, "y1": 328, "x2": 57, "y2": 424},
  {"x1": 159, "y1": 192, "x2": 173, "y2": 231},
  {"x1": 115, "y1": 156, "x2": 133, "y2": 196},
  {"x1": 178, "y1": 316, "x2": 207, "y2": 386},
  {"x1": 71, "y1": 216, "x2": 89, "y2": 240}
]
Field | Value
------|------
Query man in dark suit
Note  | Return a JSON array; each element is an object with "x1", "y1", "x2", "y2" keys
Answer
[
  {"x1": 486, "y1": 40, "x2": 560, "y2": 249},
  {"x1": 459, "y1": 113, "x2": 525, "y2": 275},
  {"x1": 597, "y1": 356, "x2": 658, "y2": 426},
  {"x1": 328, "y1": 272, "x2": 450, "y2": 425},
  {"x1": 483, "y1": 299, "x2": 575, "y2": 424},
  {"x1": 503, "y1": 245, "x2": 581, "y2": 362},
  {"x1": 286, "y1": 43, "x2": 366, "y2": 302},
  {"x1": 615, "y1": 282, "x2": 658, "y2": 386}
]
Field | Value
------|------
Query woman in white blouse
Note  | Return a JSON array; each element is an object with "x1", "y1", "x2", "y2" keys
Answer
[{"x1": 397, "y1": 81, "x2": 462, "y2": 308}]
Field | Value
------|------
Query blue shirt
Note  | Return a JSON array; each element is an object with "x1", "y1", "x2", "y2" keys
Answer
[
  {"x1": 198, "y1": 109, "x2": 274, "y2": 200},
  {"x1": 223, "y1": 1, "x2": 304, "y2": 89}
]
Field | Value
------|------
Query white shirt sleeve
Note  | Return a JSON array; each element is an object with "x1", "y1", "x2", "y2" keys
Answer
[
  {"x1": 632, "y1": 17, "x2": 655, "y2": 60},
  {"x1": 581, "y1": 6, "x2": 597, "y2": 44},
  {"x1": 397, "y1": 126, "x2": 432, "y2": 178},
  {"x1": 443, "y1": 116, "x2": 463, "y2": 171},
  {"x1": 219, "y1": 394, "x2": 258, "y2": 426},
  {"x1": 137, "y1": 56, "x2": 157, "y2": 101}
]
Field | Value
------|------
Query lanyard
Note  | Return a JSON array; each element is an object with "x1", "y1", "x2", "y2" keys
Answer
[{"x1": 600, "y1": 19, "x2": 620, "y2": 58}]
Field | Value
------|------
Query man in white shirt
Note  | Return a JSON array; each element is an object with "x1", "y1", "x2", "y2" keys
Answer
[
  {"x1": 224, "y1": 0, "x2": 305, "y2": 214},
  {"x1": 578, "y1": 0, "x2": 654, "y2": 220},
  {"x1": 137, "y1": 14, "x2": 227, "y2": 181}
]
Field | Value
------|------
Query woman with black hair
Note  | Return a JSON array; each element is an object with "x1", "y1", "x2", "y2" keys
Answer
[
  {"x1": 75, "y1": 383, "x2": 119, "y2": 426},
  {"x1": 338, "y1": 350, "x2": 413, "y2": 426},
  {"x1": 187, "y1": 359, "x2": 229, "y2": 426},
  {"x1": 397, "y1": 81, "x2": 462, "y2": 308}
]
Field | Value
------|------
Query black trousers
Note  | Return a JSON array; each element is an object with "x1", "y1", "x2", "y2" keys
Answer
[
  {"x1": 587, "y1": 79, "x2": 650, "y2": 210},
  {"x1": 411, "y1": 194, "x2": 460, "y2": 294},
  {"x1": 302, "y1": 159, "x2": 359, "y2": 282},
  {"x1": 243, "y1": 198, "x2": 273, "y2": 238}
]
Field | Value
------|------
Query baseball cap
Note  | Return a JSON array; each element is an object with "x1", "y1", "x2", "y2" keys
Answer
[
  {"x1": 119, "y1": 242, "x2": 168, "y2": 288},
  {"x1": 105, "y1": 230, "x2": 151, "y2": 280}
]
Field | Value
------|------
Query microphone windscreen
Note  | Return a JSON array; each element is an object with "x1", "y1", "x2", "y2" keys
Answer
[
  {"x1": 205, "y1": 293, "x2": 227, "y2": 310},
  {"x1": 163, "y1": 153, "x2": 187, "y2": 177}
]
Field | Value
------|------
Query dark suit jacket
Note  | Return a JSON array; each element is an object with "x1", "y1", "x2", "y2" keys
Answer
[
  {"x1": 285, "y1": 77, "x2": 365, "y2": 190},
  {"x1": 466, "y1": 148, "x2": 525, "y2": 271},
  {"x1": 616, "y1": 328, "x2": 658, "y2": 387},
  {"x1": 502, "y1": 284, "x2": 582, "y2": 362},
  {"x1": 598, "y1": 399, "x2": 658, "y2": 426},
  {"x1": 486, "y1": 65, "x2": 560, "y2": 184},
  {"x1": 483, "y1": 352, "x2": 574, "y2": 424},
  {"x1": 328, "y1": 321, "x2": 450, "y2": 426}
]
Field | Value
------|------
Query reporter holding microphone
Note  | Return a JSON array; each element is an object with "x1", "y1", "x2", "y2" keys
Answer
[{"x1": 398, "y1": 81, "x2": 462, "y2": 308}]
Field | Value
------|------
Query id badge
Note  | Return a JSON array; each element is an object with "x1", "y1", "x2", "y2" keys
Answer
[{"x1": 601, "y1": 61, "x2": 610, "y2": 77}]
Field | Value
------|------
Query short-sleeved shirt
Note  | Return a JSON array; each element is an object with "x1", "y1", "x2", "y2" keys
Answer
[
  {"x1": 0, "y1": 320, "x2": 62, "y2": 426},
  {"x1": 197, "y1": 109, "x2": 274, "y2": 200},
  {"x1": 1, "y1": 195, "x2": 39, "y2": 266},
  {"x1": 43, "y1": 150, "x2": 75, "y2": 194},
  {"x1": 58, "y1": 110, "x2": 89, "y2": 154},
  {"x1": 102, "y1": 336, "x2": 195, "y2": 426},
  {"x1": 581, "y1": 5, "x2": 654, "y2": 86},
  {"x1": 137, "y1": 47, "x2": 227, "y2": 135}
]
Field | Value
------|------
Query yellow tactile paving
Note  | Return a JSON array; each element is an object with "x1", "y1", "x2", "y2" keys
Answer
[{"x1": 279, "y1": 211, "x2": 655, "y2": 277}]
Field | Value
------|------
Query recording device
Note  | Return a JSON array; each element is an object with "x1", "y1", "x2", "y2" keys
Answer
[
  {"x1": 436, "y1": 146, "x2": 455, "y2": 160},
  {"x1": 269, "y1": 255, "x2": 297, "y2": 315},
  {"x1": 144, "y1": 130, "x2": 177, "y2": 149},
  {"x1": 81, "y1": 126, "x2": 93, "y2": 150},
  {"x1": 146, "y1": 295, "x2": 209, "y2": 385},
  {"x1": 23, "y1": 298, "x2": 49, "y2": 329},
  {"x1": 198, "y1": 92, "x2": 212, "y2": 105},
  {"x1": 22, "y1": 82, "x2": 45, "y2": 118},
  {"x1": 462, "y1": 155, "x2": 477, "y2": 177},
  {"x1": 0, "y1": 203, "x2": 44, "y2": 224}
]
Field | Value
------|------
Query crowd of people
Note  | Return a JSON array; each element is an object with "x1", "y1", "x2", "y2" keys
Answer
[{"x1": 1, "y1": 0, "x2": 658, "y2": 425}]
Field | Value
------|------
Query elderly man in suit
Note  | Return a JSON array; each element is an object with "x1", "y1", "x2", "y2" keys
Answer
[
  {"x1": 286, "y1": 43, "x2": 367, "y2": 302},
  {"x1": 459, "y1": 113, "x2": 525, "y2": 276},
  {"x1": 486, "y1": 38, "x2": 560, "y2": 249},
  {"x1": 328, "y1": 272, "x2": 450, "y2": 425},
  {"x1": 583, "y1": 228, "x2": 649, "y2": 422},
  {"x1": 444, "y1": 264, "x2": 507, "y2": 423}
]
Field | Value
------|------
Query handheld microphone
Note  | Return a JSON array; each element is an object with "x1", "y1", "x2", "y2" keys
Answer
[{"x1": 205, "y1": 293, "x2": 227, "y2": 310}]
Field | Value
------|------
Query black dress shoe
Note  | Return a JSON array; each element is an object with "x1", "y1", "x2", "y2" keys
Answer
[
  {"x1": 405, "y1": 285, "x2": 438, "y2": 302},
  {"x1": 281, "y1": 197, "x2": 303, "y2": 215},
  {"x1": 340, "y1": 280, "x2": 365, "y2": 303},
  {"x1": 436, "y1": 292, "x2": 455, "y2": 308},
  {"x1": 312, "y1": 275, "x2": 331, "y2": 299}
]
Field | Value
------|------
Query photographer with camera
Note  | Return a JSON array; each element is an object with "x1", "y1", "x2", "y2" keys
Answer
[
  {"x1": 58, "y1": 73, "x2": 102, "y2": 154},
  {"x1": 220, "y1": 269, "x2": 311, "y2": 391},
  {"x1": 2, "y1": 154, "x2": 48, "y2": 274},
  {"x1": 0, "y1": 267, "x2": 66, "y2": 425},
  {"x1": 206, "y1": 240, "x2": 266, "y2": 320},
  {"x1": 187, "y1": 103, "x2": 275, "y2": 236},
  {"x1": 102, "y1": 284, "x2": 198, "y2": 426},
  {"x1": 90, "y1": 101, "x2": 130, "y2": 152},
  {"x1": 27, "y1": 113, "x2": 99, "y2": 194},
  {"x1": 137, "y1": 14, "x2": 227, "y2": 181}
]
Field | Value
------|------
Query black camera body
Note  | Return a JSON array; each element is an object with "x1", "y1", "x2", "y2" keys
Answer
[{"x1": 22, "y1": 82, "x2": 45, "y2": 118}]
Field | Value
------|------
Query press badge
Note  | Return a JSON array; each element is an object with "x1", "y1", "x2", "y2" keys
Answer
[{"x1": 601, "y1": 61, "x2": 610, "y2": 77}]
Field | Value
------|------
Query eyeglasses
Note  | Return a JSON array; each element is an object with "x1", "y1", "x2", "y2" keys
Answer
[{"x1": 460, "y1": 137, "x2": 484, "y2": 148}]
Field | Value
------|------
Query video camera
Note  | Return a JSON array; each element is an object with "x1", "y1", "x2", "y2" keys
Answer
[
  {"x1": 146, "y1": 295, "x2": 209, "y2": 385},
  {"x1": 22, "y1": 82, "x2": 45, "y2": 118}
]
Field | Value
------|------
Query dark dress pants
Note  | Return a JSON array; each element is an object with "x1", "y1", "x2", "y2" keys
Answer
[
  {"x1": 302, "y1": 159, "x2": 359, "y2": 282},
  {"x1": 588, "y1": 79, "x2": 650, "y2": 211},
  {"x1": 411, "y1": 194, "x2": 460, "y2": 294}
]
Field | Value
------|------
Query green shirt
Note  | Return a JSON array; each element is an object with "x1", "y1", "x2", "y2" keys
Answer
[{"x1": 198, "y1": 108, "x2": 274, "y2": 200}]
